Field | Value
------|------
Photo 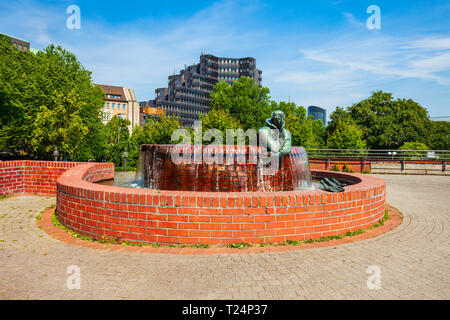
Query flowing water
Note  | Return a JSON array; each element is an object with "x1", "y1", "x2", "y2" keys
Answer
[{"x1": 124, "y1": 145, "x2": 315, "y2": 192}]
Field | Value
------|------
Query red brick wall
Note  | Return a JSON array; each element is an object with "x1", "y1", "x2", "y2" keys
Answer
[
  {"x1": 309, "y1": 158, "x2": 445, "y2": 173},
  {"x1": 0, "y1": 161, "x2": 86, "y2": 196},
  {"x1": 0, "y1": 161, "x2": 24, "y2": 195},
  {"x1": 309, "y1": 158, "x2": 370, "y2": 173},
  {"x1": 56, "y1": 163, "x2": 386, "y2": 245}
]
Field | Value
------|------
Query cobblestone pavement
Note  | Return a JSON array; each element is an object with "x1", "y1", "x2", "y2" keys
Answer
[{"x1": 0, "y1": 174, "x2": 448, "y2": 300}]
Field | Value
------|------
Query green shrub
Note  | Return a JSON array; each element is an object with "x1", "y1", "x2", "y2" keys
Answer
[{"x1": 342, "y1": 164, "x2": 354, "y2": 173}]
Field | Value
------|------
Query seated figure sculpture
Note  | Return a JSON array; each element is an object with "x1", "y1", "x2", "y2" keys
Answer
[{"x1": 258, "y1": 110, "x2": 292, "y2": 157}]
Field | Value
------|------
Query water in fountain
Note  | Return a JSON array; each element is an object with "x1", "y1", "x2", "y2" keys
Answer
[
  {"x1": 289, "y1": 147, "x2": 313, "y2": 190},
  {"x1": 137, "y1": 144, "x2": 313, "y2": 192}
]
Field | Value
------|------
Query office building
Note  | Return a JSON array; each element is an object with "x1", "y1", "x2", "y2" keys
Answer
[
  {"x1": 308, "y1": 106, "x2": 327, "y2": 126},
  {"x1": 142, "y1": 53, "x2": 262, "y2": 127}
]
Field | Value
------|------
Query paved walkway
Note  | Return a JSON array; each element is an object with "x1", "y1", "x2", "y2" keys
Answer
[{"x1": 0, "y1": 174, "x2": 448, "y2": 299}]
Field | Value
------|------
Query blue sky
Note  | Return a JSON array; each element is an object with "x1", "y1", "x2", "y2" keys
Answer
[{"x1": 1, "y1": 0, "x2": 449, "y2": 119}]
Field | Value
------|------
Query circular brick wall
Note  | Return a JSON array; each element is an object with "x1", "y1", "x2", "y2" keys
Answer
[{"x1": 55, "y1": 162, "x2": 386, "y2": 245}]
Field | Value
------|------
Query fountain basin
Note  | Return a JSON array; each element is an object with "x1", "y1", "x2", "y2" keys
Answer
[{"x1": 55, "y1": 162, "x2": 386, "y2": 245}]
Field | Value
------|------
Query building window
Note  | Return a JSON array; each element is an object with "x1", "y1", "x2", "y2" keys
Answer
[
  {"x1": 112, "y1": 103, "x2": 115, "y2": 109},
  {"x1": 103, "y1": 111, "x2": 111, "y2": 121},
  {"x1": 123, "y1": 104, "x2": 126, "y2": 109},
  {"x1": 106, "y1": 103, "x2": 110, "y2": 108}
]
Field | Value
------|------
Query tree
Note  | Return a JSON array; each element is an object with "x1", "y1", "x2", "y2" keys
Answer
[
  {"x1": 268, "y1": 101, "x2": 326, "y2": 148},
  {"x1": 209, "y1": 77, "x2": 272, "y2": 131},
  {"x1": 128, "y1": 115, "x2": 181, "y2": 167},
  {"x1": 327, "y1": 91, "x2": 432, "y2": 149},
  {"x1": 0, "y1": 36, "x2": 106, "y2": 160},
  {"x1": 198, "y1": 107, "x2": 241, "y2": 145},
  {"x1": 399, "y1": 141, "x2": 429, "y2": 159},
  {"x1": 428, "y1": 121, "x2": 450, "y2": 150},
  {"x1": 104, "y1": 115, "x2": 131, "y2": 166},
  {"x1": 399, "y1": 141, "x2": 429, "y2": 150},
  {"x1": 327, "y1": 120, "x2": 367, "y2": 149},
  {"x1": 199, "y1": 107, "x2": 241, "y2": 136},
  {"x1": 31, "y1": 91, "x2": 89, "y2": 160},
  {"x1": 325, "y1": 106, "x2": 351, "y2": 137}
]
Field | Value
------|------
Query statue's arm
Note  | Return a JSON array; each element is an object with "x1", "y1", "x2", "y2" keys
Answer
[{"x1": 279, "y1": 130, "x2": 292, "y2": 156}]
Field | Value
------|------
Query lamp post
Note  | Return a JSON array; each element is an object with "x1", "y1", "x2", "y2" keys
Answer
[
  {"x1": 123, "y1": 148, "x2": 128, "y2": 172},
  {"x1": 52, "y1": 147, "x2": 59, "y2": 162}
]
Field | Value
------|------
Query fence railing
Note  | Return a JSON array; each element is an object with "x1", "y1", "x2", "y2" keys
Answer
[{"x1": 305, "y1": 149, "x2": 450, "y2": 161}]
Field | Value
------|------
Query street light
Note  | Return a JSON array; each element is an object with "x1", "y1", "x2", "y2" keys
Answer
[
  {"x1": 52, "y1": 147, "x2": 59, "y2": 161},
  {"x1": 123, "y1": 148, "x2": 128, "y2": 171}
]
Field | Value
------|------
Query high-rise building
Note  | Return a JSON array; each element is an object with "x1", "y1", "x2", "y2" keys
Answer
[
  {"x1": 307, "y1": 106, "x2": 327, "y2": 126},
  {"x1": 95, "y1": 84, "x2": 140, "y2": 133},
  {"x1": 141, "y1": 53, "x2": 262, "y2": 127}
]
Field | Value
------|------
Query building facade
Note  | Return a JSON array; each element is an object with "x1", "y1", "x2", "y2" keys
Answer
[
  {"x1": 95, "y1": 84, "x2": 140, "y2": 133},
  {"x1": 139, "y1": 100, "x2": 168, "y2": 125},
  {"x1": 307, "y1": 106, "x2": 327, "y2": 126},
  {"x1": 141, "y1": 53, "x2": 262, "y2": 127},
  {"x1": 1, "y1": 33, "x2": 31, "y2": 52}
]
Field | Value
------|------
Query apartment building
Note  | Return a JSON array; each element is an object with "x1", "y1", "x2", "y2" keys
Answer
[
  {"x1": 95, "y1": 84, "x2": 140, "y2": 133},
  {"x1": 141, "y1": 53, "x2": 262, "y2": 127}
]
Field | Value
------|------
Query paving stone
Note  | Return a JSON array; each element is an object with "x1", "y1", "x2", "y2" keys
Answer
[{"x1": 0, "y1": 174, "x2": 448, "y2": 299}]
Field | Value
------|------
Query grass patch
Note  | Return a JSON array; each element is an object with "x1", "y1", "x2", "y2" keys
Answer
[
  {"x1": 344, "y1": 229, "x2": 366, "y2": 237},
  {"x1": 342, "y1": 164, "x2": 354, "y2": 173},
  {"x1": 36, "y1": 204, "x2": 55, "y2": 222},
  {"x1": 368, "y1": 210, "x2": 391, "y2": 230},
  {"x1": 227, "y1": 242, "x2": 251, "y2": 249},
  {"x1": 0, "y1": 194, "x2": 13, "y2": 201},
  {"x1": 170, "y1": 244, "x2": 186, "y2": 248},
  {"x1": 191, "y1": 243, "x2": 210, "y2": 248},
  {"x1": 330, "y1": 165, "x2": 340, "y2": 172},
  {"x1": 51, "y1": 210, "x2": 150, "y2": 246}
]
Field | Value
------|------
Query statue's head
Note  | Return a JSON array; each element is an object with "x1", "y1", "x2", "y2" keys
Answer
[{"x1": 270, "y1": 110, "x2": 285, "y2": 130}]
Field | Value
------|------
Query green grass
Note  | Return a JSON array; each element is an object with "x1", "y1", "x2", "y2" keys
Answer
[
  {"x1": 227, "y1": 242, "x2": 251, "y2": 249},
  {"x1": 368, "y1": 210, "x2": 391, "y2": 230},
  {"x1": 330, "y1": 165, "x2": 340, "y2": 171},
  {"x1": 191, "y1": 243, "x2": 210, "y2": 248},
  {"x1": 0, "y1": 194, "x2": 13, "y2": 201},
  {"x1": 51, "y1": 210, "x2": 150, "y2": 246},
  {"x1": 342, "y1": 164, "x2": 354, "y2": 173}
]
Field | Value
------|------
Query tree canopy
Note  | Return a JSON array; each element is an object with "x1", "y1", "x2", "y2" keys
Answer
[
  {"x1": 127, "y1": 115, "x2": 181, "y2": 167},
  {"x1": 209, "y1": 77, "x2": 272, "y2": 131},
  {"x1": 327, "y1": 91, "x2": 432, "y2": 149},
  {"x1": 0, "y1": 36, "x2": 106, "y2": 160},
  {"x1": 104, "y1": 115, "x2": 131, "y2": 166},
  {"x1": 326, "y1": 119, "x2": 367, "y2": 150}
]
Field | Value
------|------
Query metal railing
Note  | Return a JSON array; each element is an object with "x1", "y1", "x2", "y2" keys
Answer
[{"x1": 305, "y1": 149, "x2": 450, "y2": 161}]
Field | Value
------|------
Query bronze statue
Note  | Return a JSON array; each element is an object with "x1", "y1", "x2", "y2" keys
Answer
[{"x1": 258, "y1": 110, "x2": 292, "y2": 157}]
